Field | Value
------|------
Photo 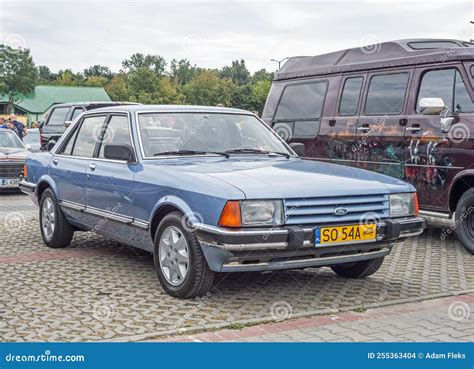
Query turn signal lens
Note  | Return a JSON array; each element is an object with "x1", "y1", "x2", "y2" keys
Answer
[
  {"x1": 219, "y1": 201, "x2": 242, "y2": 228},
  {"x1": 22, "y1": 164, "x2": 27, "y2": 179},
  {"x1": 414, "y1": 192, "x2": 419, "y2": 217}
]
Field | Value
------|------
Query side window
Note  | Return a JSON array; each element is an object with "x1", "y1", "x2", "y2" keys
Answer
[
  {"x1": 417, "y1": 69, "x2": 455, "y2": 113},
  {"x1": 274, "y1": 81, "x2": 328, "y2": 121},
  {"x1": 71, "y1": 107, "x2": 84, "y2": 120},
  {"x1": 60, "y1": 126, "x2": 80, "y2": 155},
  {"x1": 454, "y1": 71, "x2": 474, "y2": 113},
  {"x1": 47, "y1": 107, "x2": 70, "y2": 126},
  {"x1": 98, "y1": 115, "x2": 133, "y2": 159},
  {"x1": 71, "y1": 116, "x2": 106, "y2": 158},
  {"x1": 339, "y1": 77, "x2": 363, "y2": 116},
  {"x1": 365, "y1": 73, "x2": 409, "y2": 115}
]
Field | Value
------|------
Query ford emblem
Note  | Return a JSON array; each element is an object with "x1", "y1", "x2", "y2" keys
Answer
[{"x1": 334, "y1": 207, "x2": 348, "y2": 216}]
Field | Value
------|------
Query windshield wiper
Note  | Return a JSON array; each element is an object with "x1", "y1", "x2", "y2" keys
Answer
[
  {"x1": 153, "y1": 150, "x2": 229, "y2": 157},
  {"x1": 225, "y1": 148, "x2": 291, "y2": 158}
]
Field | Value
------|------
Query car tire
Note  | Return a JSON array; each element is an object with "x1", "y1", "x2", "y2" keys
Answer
[
  {"x1": 455, "y1": 188, "x2": 474, "y2": 254},
  {"x1": 39, "y1": 188, "x2": 74, "y2": 248},
  {"x1": 153, "y1": 211, "x2": 214, "y2": 298},
  {"x1": 330, "y1": 257, "x2": 384, "y2": 279}
]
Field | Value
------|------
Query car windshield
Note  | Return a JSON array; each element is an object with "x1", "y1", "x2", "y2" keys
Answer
[
  {"x1": 137, "y1": 112, "x2": 291, "y2": 157},
  {"x1": 0, "y1": 130, "x2": 25, "y2": 149}
]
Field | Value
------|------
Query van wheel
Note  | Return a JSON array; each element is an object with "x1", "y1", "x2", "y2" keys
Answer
[
  {"x1": 153, "y1": 211, "x2": 214, "y2": 298},
  {"x1": 455, "y1": 188, "x2": 474, "y2": 254},
  {"x1": 331, "y1": 257, "x2": 384, "y2": 278},
  {"x1": 39, "y1": 189, "x2": 74, "y2": 248}
]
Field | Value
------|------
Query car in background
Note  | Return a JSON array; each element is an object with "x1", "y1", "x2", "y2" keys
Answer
[
  {"x1": 262, "y1": 39, "x2": 474, "y2": 253},
  {"x1": 40, "y1": 101, "x2": 139, "y2": 151},
  {"x1": 21, "y1": 105, "x2": 425, "y2": 298},
  {"x1": 23, "y1": 128, "x2": 41, "y2": 152},
  {"x1": 0, "y1": 129, "x2": 28, "y2": 191}
]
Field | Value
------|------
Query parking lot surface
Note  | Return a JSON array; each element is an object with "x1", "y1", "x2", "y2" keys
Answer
[{"x1": 1, "y1": 193, "x2": 473, "y2": 342}]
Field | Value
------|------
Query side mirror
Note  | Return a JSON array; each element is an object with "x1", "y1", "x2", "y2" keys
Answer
[
  {"x1": 289, "y1": 142, "x2": 305, "y2": 157},
  {"x1": 104, "y1": 144, "x2": 136, "y2": 162},
  {"x1": 64, "y1": 120, "x2": 73, "y2": 128},
  {"x1": 418, "y1": 98, "x2": 446, "y2": 115}
]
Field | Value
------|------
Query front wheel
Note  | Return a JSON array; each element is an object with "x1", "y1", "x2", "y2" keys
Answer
[
  {"x1": 39, "y1": 188, "x2": 74, "y2": 248},
  {"x1": 455, "y1": 188, "x2": 474, "y2": 254},
  {"x1": 331, "y1": 257, "x2": 384, "y2": 279},
  {"x1": 153, "y1": 211, "x2": 214, "y2": 298}
]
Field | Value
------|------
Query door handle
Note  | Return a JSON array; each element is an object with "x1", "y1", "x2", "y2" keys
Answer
[
  {"x1": 52, "y1": 158, "x2": 59, "y2": 165},
  {"x1": 406, "y1": 125, "x2": 421, "y2": 132},
  {"x1": 357, "y1": 125, "x2": 371, "y2": 132},
  {"x1": 89, "y1": 163, "x2": 97, "y2": 171}
]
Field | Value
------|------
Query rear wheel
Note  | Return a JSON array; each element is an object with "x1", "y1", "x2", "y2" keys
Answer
[
  {"x1": 455, "y1": 188, "x2": 474, "y2": 254},
  {"x1": 39, "y1": 188, "x2": 74, "y2": 248},
  {"x1": 331, "y1": 257, "x2": 384, "y2": 279},
  {"x1": 153, "y1": 211, "x2": 214, "y2": 298}
]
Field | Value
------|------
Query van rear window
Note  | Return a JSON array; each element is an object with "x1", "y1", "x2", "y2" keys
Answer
[{"x1": 274, "y1": 81, "x2": 327, "y2": 121}]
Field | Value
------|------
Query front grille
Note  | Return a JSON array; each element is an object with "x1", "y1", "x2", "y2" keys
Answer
[
  {"x1": 0, "y1": 162, "x2": 24, "y2": 178},
  {"x1": 284, "y1": 194, "x2": 390, "y2": 225}
]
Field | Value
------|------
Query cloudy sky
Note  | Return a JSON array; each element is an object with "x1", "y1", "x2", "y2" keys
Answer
[{"x1": 0, "y1": 0, "x2": 473, "y2": 73}]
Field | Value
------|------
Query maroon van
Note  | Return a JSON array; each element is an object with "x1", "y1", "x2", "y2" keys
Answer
[{"x1": 262, "y1": 39, "x2": 474, "y2": 253}]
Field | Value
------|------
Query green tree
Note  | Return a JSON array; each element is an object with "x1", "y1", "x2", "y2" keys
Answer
[
  {"x1": 84, "y1": 75, "x2": 109, "y2": 87},
  {"x1": 251, "y1": 68, "x2": 274, "y2": 83},
  {"x1": 106, "y1": 73, "x2": 129, "y2": 101},
  {"x1": 154, "y1": 76, "x2": 184, "y2": 104},
  {"x1": 83, "y1": 65, "x2": 112, "y2": 79},
  {"x1": 122, "y1": 53, "x2": 166, "y2": 76},
  {"x1": 170, "y1": 58, "x2": 198, "y2": 85},
  {"x1": 220, "y1": 59, "x2": 250, "y2": 85},
  {"x1": 56, "y1": 69, "x2": 85, "y2": 86},
  {"x1": 183, "y1": 70, "x2": 234, "y2": 106},
  {"x1": 0, "y1": 45, "x2": 38, "y2": 112},
  {"x1": 37, "y1": 65, "x2": 57, "y2": 84},
  {"x1": 250, "y1": 79, "x2": 272, "y2": 114},
  {"x1": 128, "y1": 67, "x2": 159, "y2": 96}
]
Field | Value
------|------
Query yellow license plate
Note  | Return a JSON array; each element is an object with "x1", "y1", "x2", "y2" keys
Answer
[{"x1": 314, "y1": 224, "x2": 377, "y2": 246}]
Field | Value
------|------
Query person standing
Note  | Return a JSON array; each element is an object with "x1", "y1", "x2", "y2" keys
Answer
[{"x1": 8, "y1": 114, "x2": 28, "y2": 140}]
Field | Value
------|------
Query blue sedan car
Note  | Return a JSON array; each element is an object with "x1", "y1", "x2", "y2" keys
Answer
[{"x1": 20, "y1": 105, "x2": 425, "y2": 298}]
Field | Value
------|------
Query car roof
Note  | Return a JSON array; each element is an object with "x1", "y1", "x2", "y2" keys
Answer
[
  {"x1": 275, "y1": 38, "x2": 474, "y2": 81},
  {"x1": 87, "y1": 104, "x2": 254, "y2": 115},
  {"x1": 50, "y1": 101, "x2": 140, "y2": 108}
]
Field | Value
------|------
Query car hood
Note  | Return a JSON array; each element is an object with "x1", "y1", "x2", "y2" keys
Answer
[
  {"x1": 0, "y1": 148, "x2": 28, "y2": 161},
  {"x1": 150, "y1": 157, "x2": 414, "y2": 199}
]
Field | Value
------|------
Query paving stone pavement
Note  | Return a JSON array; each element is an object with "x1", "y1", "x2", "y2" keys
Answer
[
  {"x1": 171, "y1": 294, "x2": 474, "y2": 342},
  {"x1": 0, "y1": 194, "x2": 473, "y2": 342}
]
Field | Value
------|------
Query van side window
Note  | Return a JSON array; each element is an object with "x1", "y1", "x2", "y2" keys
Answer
[
  {"x1": 365, "y1": 73, "x2": 409, "y2": 115},
  {"x1": 274, "y1": 81, "x2": 328, "y2": 121},
  {"x1": 48, "y1": 107, "x2": 70, "y2": 126},
  {"x1": 454, "y1": 71, "x2": 474, "y2": 113},
  {"x1": 417, "y1": 68, "x2": 474, "y2": 113},
  {"x1": 339, "y1": 77, "x2": 363, "y2": 116},
  {"x1": 417, "y1": 69, "x2": 455, "y2": 113}
]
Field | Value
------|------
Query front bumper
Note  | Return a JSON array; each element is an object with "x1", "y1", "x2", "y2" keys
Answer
[
  {"x1": 196, "y1": 217, "x2": 425, "y2": 272},
  {"x1": 19, "y1": 180, "x2": 38, "y2": 205}
]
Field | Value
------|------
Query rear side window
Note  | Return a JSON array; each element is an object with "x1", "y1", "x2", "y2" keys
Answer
[
  {"x1": 47, "y1": 107, "x2": 70, "y2": 126},
  {"x1": 339, "y1": 77, "x2": 363, "y2": 116},
  {"x1": 71, "y1": 116, "x2": 106, "y2": 158},
  {"x1": 274, "y1": 81, "x2": 328, "y2": 121},
  {"x1": 98, "y1": 115, "x2": 133, "y2": 159},
  {"x1": 417, "y1": 68, "x2": 474, "y2": 113},
  {"x1": 365, "y1": 73, "x2": 409, "y2": 115},
  {"x1": 60, "y1": 126, "x2": 80, "y2": 155}
]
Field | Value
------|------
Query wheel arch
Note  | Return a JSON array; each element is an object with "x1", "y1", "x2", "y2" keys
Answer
[
  {"x1": 36, "y1": 176, "x2": 59, "y2": 202},
  {"x1": 449, "y1": 170, "x2": 474, "y2": 212}
]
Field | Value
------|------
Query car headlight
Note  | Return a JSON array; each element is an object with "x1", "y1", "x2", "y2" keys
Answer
[
  {"x1": 219, "y1": 200, "x2": 283, "y2": 227},
  {"x1": 241, "y1": 200, "x2": 283, "y2": 226},
  {"x1": 390, "y1": 193, "x2": 417, "y2": 217}
]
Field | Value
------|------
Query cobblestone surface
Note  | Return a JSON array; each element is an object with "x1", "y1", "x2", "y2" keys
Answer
[
  {"x1": 172, "y1": 294, "x2": 474, "y2": 342},
  {"x1": 0, "y1": 194, "x2": 473, "y2": 342}
]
